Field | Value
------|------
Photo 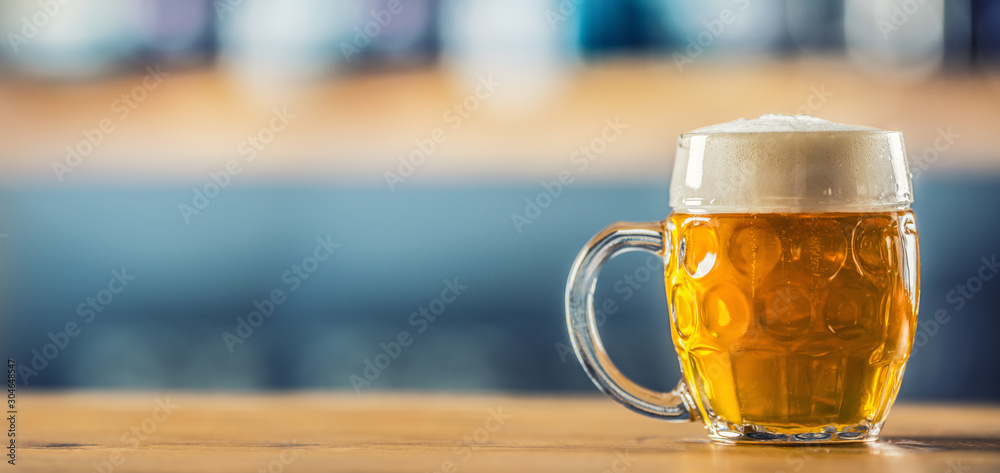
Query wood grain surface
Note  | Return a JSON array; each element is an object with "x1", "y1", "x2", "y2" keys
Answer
[{"x1": 11, "y1": 391, "x2": 1000, "y2": 472}]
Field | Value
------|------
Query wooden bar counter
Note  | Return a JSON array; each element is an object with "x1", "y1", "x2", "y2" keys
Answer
[{"x1": 12, "y1": 391, "x2": 1000, "y2": 472}]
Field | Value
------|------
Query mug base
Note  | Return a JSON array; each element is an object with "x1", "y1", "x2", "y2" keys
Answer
[{"x1": 707, "y1": 422, "x2": 880, "y2": 445}]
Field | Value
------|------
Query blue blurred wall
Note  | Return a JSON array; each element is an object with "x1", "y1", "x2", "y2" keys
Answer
[{"x1": 1, "y1": 175, "x2": 998, "y2": 399}]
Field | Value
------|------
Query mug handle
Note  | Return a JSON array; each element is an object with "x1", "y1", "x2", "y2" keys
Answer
[{"x1": 565, "y1": 221, "x2": 696, "y2": 421}]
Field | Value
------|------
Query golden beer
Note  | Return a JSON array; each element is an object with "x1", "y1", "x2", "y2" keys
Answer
[
  {"x1": 665, "y1": 211, "x2": 919, "y2": 433},
  {"x1": 566, "y1": 115, "x2": 919, "y2": 443}
]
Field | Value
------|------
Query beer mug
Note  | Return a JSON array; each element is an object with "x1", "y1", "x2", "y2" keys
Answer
[{"x1": 565, "y1": 115, "x2": 919, "y2": 443}]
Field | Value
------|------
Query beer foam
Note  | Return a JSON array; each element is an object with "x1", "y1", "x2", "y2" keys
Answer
[
  {"x1": 670, "y1": 114, "x2": 913, "y2": 213},
  {"x1": 689, "y1": 114, "x2": 877, "y2": 134}
]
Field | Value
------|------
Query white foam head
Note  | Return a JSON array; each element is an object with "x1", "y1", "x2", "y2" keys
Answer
[{"x1": 670, "y1": 114, "x2": 913, "y2": 213}]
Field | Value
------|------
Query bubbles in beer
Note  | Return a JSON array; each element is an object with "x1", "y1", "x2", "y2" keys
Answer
[
  {"x1": 823, "y1": 275, "x2": 879, "y2": 340},
  {"x1": 728, "y1": 223, "x2": 781, "y2": 277},
  {"x1": 790, "y1": 220, "x2": 847, "y2": 279},
  {"x1": 900, "y1": 214, "x2": 920, "y2": 308},
  {"x1": 758, "y1": 283, "x2": 812, "y2": 339},
  {"x1": 665, "y1": 211, "x2": 917, "y2": 433}
]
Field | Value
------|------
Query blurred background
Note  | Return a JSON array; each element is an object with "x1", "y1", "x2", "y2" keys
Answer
[{"x1": 1, "y1": 0, "x2": 999, "y2": 400}]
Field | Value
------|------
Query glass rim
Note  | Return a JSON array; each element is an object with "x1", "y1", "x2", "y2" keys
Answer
[{"x1": 678, "y1": 129, "x2": 903, "y2": 139}]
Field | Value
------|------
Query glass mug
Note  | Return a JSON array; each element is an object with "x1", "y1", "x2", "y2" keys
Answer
[{"x1": 565, "y1": 115, "x2": 919, "y2": 444}]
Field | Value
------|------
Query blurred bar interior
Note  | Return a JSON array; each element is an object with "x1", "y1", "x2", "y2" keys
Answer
[{"x1": 1, "y1": 0, "x2": 999, "y2": 399}]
